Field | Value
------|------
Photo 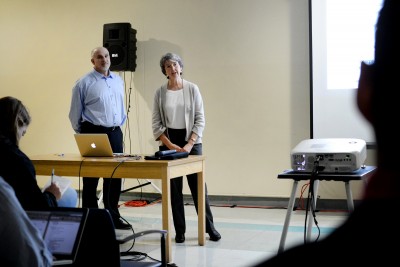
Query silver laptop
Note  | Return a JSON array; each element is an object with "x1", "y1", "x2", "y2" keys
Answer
[
  {"x1": 27, "y1": 208, "x2": 88, "y2": 266},
  {"x1": 74, "y1": 133, "x2": 114, "y2": 157}
]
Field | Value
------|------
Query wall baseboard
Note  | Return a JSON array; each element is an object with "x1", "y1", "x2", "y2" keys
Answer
[{"x1": 118, "y1": 192, "x2": 360, "y2": 212}]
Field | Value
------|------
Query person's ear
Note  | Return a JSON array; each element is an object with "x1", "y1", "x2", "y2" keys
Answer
[
  {"x1": 357, "y1": 61, "x2": 374, "y2": 123},
  {"x1": 91, "y1": 58, "x2": 95, "y2": 65}
]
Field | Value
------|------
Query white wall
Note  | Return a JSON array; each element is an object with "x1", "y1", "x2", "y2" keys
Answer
[{"x1": 0, "y1": 0, "x2": 376, "y2": 201}]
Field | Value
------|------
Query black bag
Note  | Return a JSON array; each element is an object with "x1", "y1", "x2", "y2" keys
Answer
[{"x1": 144, "y1": 150, "x2": 189, "y2": 160}]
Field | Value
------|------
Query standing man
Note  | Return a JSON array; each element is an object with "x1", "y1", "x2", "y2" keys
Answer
[{"x1": 69, "y1": 47, "x2": 130, "y2": 229}]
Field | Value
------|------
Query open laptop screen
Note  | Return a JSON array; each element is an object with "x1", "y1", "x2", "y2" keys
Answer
[
  {"x1": 27, "y1": 208, "x2": 88, "y2": 266},
  {"x1": 74, "y1": 133, "x2": 114, "y2": 157}
]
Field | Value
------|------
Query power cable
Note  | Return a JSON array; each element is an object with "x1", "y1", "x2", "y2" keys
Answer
[{"x1": 304, "y1": 156, "x2": 322, "y2": 244}]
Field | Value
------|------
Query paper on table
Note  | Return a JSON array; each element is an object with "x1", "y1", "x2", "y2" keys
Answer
[{"x1": 42, "y1": 175, "x2": 72, "y2": 196}]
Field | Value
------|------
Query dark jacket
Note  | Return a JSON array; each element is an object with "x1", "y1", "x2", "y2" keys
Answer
[{"x1": 0, "y1": 136, "x2": 57, "y2": 210}]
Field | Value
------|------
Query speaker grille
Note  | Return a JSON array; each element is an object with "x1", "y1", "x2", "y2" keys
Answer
[
  {"x1": 103, "y1": 23, "x2": 137, "y2": 72},
  {"x1": 108, "y1": 44, "x2": 126, "y2": 67}
]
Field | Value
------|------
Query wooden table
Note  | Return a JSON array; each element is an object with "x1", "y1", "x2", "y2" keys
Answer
[{"x1": 31, "y1": 153, "x2": 206, "y2": 263}]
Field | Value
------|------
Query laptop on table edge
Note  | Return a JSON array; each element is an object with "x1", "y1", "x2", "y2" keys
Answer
[{"x1": 74, "y1": 133, "x2": 114, "y2": 157}]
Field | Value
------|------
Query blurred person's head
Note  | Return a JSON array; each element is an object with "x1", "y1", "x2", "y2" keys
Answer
[
  {"x1": 0, "y1": 96, "x2": 31, "y2": 146},
  {"x1": 357, "y1": 0, "x2": 400, "y2": 169}
]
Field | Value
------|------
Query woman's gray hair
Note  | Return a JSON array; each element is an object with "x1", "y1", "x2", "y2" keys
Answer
[{"x1": 159, "y1": 53, "x2": 184, "y2": 76}]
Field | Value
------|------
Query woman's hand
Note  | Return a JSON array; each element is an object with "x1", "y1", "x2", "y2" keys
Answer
[
  {"x1": 161, "y1": 134, "x2": 184, "y2": 152},
  {"x1": 182, "y1": 143, "x2": 193, "y2": 153},
  {"x1": 170, "y1": 143, "x2": 186, "y2": 152},
  {"x1": 44, "y1": 182, "x2": 62, "y2": 200}
]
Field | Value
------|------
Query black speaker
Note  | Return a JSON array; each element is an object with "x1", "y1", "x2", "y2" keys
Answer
[{"x1": 103, "y1": 23, "x2": 137, "y2": 72}]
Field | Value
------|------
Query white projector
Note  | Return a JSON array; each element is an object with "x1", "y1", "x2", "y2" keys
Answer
[{"x1": 291, "y1": 138, "x2": 367, "y2": 173}]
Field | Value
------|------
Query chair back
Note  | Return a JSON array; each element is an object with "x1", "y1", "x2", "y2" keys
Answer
[
  {"x1": 73, "y1": 208, "x2": 120, "y2": 266},
  {"x1": 73, "y1": 208, "x2": 165, "y2": 267}
]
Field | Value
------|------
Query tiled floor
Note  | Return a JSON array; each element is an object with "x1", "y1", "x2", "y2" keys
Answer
[{"x1": 110, "y1": 198, "x2": 349, "y2": 267}]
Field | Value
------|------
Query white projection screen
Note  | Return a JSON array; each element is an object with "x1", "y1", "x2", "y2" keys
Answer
[{"x1": 310, "y1": 0, "x2": 383, "y2": 145}]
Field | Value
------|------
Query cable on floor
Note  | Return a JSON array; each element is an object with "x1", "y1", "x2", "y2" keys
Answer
[
  {"x1": 120, "y1": 251, "x2": 147, "y2": 261},
  {"x1": 123, "y1": 200, "x2": 149, "y2": 207},
  {"x1": 121, "y1": 198, "x2": 162, "y2": 207},
  {"x1": 121, "y1": 251, "x2": 178, "y2": 266},
  {"x1": 294, "y1": 182, "x2": 310, "y2": 210}
]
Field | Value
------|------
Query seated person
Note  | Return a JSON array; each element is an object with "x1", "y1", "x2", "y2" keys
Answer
[
  {"x1": 0, "y1": 96, "x2": 77, "y2": 209},
  {"x1": 0, "y1": 175, "x2": 53, "y2": 266}
]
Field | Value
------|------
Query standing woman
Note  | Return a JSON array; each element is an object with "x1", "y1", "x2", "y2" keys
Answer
[{"x1": 152, "y1": 52, "x2": 221, "y2": 243}]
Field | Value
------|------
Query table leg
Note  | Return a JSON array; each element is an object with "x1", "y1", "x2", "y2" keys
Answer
[
  {"x1": 344, "y1": 181, "x2": 354, "y2": 212},
  {"x1": 197, "y1": 166, "x2": 206, "y2": 245},
  {"x1": 278, "y1": 180, "x2": 299, "y2": 253},
  {"x1": 162, "y1": 175, "x2": 172, "y2": 262}
]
